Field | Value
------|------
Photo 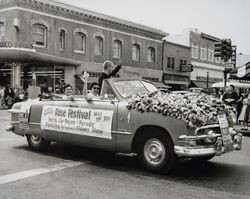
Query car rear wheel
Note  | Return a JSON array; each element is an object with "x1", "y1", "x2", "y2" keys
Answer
[
  {"x1": 137, "y1": 132, "x2": 175, "y2": 174},
  {"x1": 26, "y1": 135, "x2": 50, "y2": 151}
]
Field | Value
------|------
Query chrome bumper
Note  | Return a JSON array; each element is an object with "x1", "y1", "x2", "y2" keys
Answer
[
  {"x1": 174, "y1": 130, "x2": 242, "y2": 157},
  {"x1": 174, "y1": 142, "x2": 242, "y2": 157},
  {"x1": 174, "y1": 146, "x2": 215, "y2": 157}
]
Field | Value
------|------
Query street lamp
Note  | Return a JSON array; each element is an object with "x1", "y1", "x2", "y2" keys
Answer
[{"x1": 206, "y1": 72, "x2": 210, "y2": 89}]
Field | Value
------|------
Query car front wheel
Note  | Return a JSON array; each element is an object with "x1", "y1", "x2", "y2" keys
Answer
[
  {"x1": 26, "y1": 135, "x2": 50, "y2": 151},
  {"x1": 137, "y1": 132, "x2": 175, "y2": 174}
]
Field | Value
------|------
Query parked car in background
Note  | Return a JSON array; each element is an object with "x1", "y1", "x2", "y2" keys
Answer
[
  {"x1": 171, "y1": 90, "x2": 189, "y2": 95},
  {"x1": 6, "y1": 78, "x2": 242, "y2": 174},
  {"x1": 189, "y1": 87, "x2": 205, "y2": 93}
]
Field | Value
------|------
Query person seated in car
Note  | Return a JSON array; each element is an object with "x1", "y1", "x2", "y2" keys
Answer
[
  {"x1": 63, "y1": 84, "x2": 74, "y2": 100},
  {"x1": 79, "y1": 72, "x2": 100, "y2": 101}
]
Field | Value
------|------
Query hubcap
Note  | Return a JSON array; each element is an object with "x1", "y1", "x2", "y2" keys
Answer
[
  {"x1": 30, "y1": 135, "x2": 41, "y2": 145},
  {"x1": 144, "y1": 138, "x2": 166, "y2": 166}
]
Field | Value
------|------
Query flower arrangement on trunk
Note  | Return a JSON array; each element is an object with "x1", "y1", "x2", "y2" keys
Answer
[{"x1": 126, "y1": 92, "x2": 234, "y2": 128}]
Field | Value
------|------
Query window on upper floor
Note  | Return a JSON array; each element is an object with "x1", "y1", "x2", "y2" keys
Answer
[
  {"x1": 132, "y1": 44, "x2": 140, "y2": 61},
  {"x1": 32, "y1": 24, "x2": 47, "y2": 48},
  {"x1": 200, "y1": 44, "x2": 207, "y2": 60},
  {"x1": 180, "y1": 59, "x2": 187, "y2": 66},
  {"x1": 0, "y1": 21, "x2": 5, "y2": 40},
  {"x1": 191, "y1": 42, "x2": 199, "y2": 58},
  {"x1": 113, "y1": 40, "x2": 122, "y2": 59},
  {"x1": 167, "y1": 57, "x2": 175, "y2": 69},
  {"x1": 215, "y1": 57, "x2": 221, "y2": 63},
  {"x1": 74, "y1": 32, "x2": 86, "y2": 53},
  {"x1": 147, "y1": 47, "x2": 155, "y2": 63},
  {"x1": 208, "y1": 47, "x2": 214, "y2": 62},
  {"x1": 94, "y1": 36, "x2": 103, "y2": 55},
  {"x1": 59, "y1": 29, "x2": 66, "y2": 51}
]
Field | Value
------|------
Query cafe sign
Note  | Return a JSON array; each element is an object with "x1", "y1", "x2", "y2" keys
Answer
[{"x1": 0, "y1": 41, "x2": 34, "y2": 49}]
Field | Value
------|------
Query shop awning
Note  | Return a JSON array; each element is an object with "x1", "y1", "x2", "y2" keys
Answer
[
  {"x1": 163, "y1": 80, "x2": 188, "y2": 85},
  {"x1": 212, "y1": 81, "x2": 250, "y2": 88},
  {"x1": 191, "y1": 81, "x2": 213, "y2": 88},
  {"x1": 153, "y1": 82, "x2": 171, "y2": 89},
  {"x1": 0, "y1": 48, "x2": 82, "y2": 66},
  {"x1": 230, "y1": 61, "x2": 250, "y2": 80}
]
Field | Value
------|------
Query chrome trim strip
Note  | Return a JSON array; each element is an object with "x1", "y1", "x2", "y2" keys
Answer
[
  {"x1": 112, "y1": 131, "x2": 132, "y2": 135},
  {"x1": 29, "y1": 122, "x2": 41, "y2": 126},
  {"x1": 10, "y1": 121, "x2": 20, "y2": 124},
  {"x1": 8, "y1": 109, "x2": 20, "y2": 114}
]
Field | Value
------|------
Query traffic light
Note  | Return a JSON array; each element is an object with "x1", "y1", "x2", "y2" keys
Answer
[
  {"x1": 222, "y1": 39, "x2": 233, "y2": 61},
  {"x1": 214, "y1": 39, "x2": 233, "y2": 61},
  {"x1": 214, "y1": 41, "x2": 222, "y2": 57}
]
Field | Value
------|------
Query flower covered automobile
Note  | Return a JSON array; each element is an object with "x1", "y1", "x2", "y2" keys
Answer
[{"x1": 6, "y1": 78, "x2": 242, "y2": 173}]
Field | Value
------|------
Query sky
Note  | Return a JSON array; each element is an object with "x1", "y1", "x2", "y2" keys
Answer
[{"x1": 58, "y1": 0, "x2": 250, "y2": 54}]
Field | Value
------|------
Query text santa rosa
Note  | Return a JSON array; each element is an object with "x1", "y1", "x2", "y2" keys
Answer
[{"x1": 41, "y1": 105, "x2": 113, "y2": 139}]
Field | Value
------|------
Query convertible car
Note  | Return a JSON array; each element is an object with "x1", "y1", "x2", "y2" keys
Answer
[{"x1": 6, "y1": 78, "x2": 242, "y2": 173}]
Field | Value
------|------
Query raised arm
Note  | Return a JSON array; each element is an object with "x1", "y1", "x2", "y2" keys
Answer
[
  {"x1": 79, "y1": 72, "x2": 89, "y2": 99},
  {"x1": 109, "y1": 64, "x2": 122, "y2": 77}
]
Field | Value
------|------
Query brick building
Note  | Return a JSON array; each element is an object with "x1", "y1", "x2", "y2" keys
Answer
[
  {"x1": 0, "y1": 0, "x2": 168, "y2": 93},
  {"x1": 166, "y1": 28, "x2": 225, "y2": 88},
  {"x1": 162, "y1": 40, "x2": 191, "y2": 90}
]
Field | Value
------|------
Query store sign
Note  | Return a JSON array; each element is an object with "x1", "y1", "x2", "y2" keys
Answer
[
  {"x1": 41, "y1": 106, "x2": 113, "y2": 139},
  {"x1": 0, "y1": 41, "x2": 34, "y2": 49},
  {"x1": 225, "y1": 62, "x2": 234, "y2": 70},
  {"x1": 180, "y1": 64, "x2": 193, "y2": 72},
  {"x1": 231, "y1": 45, "x2": 237, "y2": 68}
]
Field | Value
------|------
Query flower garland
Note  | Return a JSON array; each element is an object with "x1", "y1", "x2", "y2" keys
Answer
[{"x1": 126, "y1": 92, "x2": 234, "y2": 128}]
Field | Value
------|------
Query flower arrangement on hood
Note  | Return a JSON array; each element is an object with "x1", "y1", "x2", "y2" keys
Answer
[{"x1": 126, "y1": 92, "x2": 234, "y2": 128}]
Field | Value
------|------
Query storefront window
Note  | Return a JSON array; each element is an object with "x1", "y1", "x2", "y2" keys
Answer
[
  {"x1": 21, "y1": 65, "x2": 65, "y2": 93},
  {"x1": 94, "y1": 36, "x2": 103, "y2": 55},
  {"x1": 113, "y1": 40, "x2": 122, "y2": 58},
  {"x1": 147, "y1": 47, "x2": 155, "y2": 63},
  {"x1": 32, "y1": 24, "x2": 47, "y2": 47},
  {"x1": 0, "y1": 64, "x2": 11, "y2": 87},
  {"x1": 0, "y1": 21, "x2": 5, "y2": 40},
  {"x1": 74, "y1": 32, "x2": 86, "y2": 53},
  {"x1": 132, "y1": 44, "x2": 140, "y2": 61},
  {"x1": 59, "y1": 29, "x2": 66, "y2": 51}
]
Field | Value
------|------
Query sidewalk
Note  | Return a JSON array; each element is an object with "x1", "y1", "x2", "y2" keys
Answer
[{"x1": 234, "y1": 124, "x2": 250, "y2": 136}]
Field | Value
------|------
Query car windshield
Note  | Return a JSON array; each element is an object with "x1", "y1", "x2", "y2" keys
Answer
[{"x1": 114, "y1": 80, "x2": 157, "y2": 98}]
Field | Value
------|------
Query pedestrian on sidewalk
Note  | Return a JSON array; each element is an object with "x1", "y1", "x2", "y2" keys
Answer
[
  {"x1": 0, "y1": 86, "x2": 5, "y2": 109},
  {"x1": 236, "y1": 89, "x2": 243, "y2": 123},
  {"x1": 238, "y1": 93, "x2": 250, "y2": 130}
]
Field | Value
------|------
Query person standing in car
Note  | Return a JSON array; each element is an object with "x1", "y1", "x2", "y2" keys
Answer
[{"x1": 98, "y1": 60, "x2": 122, "y2": 89}]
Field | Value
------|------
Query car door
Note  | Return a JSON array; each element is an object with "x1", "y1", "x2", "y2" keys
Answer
[
  {"x1": 59, "y1": 80, "x2": 118, "y2": 152},
  {"x1": 60, "y1": 98, "x2": 118, "y2": 151}
]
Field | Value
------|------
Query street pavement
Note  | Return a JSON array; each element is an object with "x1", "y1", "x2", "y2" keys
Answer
[{"x1": 0, "y1": 110, "x2": 250, "y2": 199}]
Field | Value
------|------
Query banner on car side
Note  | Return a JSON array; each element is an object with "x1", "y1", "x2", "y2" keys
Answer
[{"x1": 41, "y1": 105, "x2": 113, "y2": 139}]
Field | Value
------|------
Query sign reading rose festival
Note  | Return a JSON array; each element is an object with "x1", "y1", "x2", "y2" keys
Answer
[{"x1": 41, "y1": 106, "x2": 113, "y2": 139}]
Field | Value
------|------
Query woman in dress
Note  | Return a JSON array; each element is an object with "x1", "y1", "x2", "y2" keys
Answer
[{"x1": 238, "y1": 93, "x2": 250, "y2": 129}]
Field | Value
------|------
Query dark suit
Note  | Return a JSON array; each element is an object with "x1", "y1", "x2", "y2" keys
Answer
[{"x1": 98, "y1": 65, "x2": 122, "y2": 88}]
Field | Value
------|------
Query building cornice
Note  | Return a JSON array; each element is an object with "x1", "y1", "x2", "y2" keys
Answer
[
  {"x1": 0, "y1": 6, "x2": 164, "y2": 43},
  {"x1": 0, "y1": 0, "x2": 168, "y2": 39},
  {"x1": 200, "y1": 32, "x2": 221, "y2": 42},
  {"x1": 163, "y1": 40, "x2": 190, "y2": 49}
]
